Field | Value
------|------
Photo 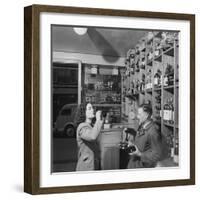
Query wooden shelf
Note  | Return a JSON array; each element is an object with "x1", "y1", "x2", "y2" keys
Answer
[
  {"x1": 154, "y1": 87, "x2": 161, "y2": 91},
  {"x1": 163, "y1": 122, "x2": 174, "y2": 128},
  {"x1": 163, "y1": 46, "x2": 174, "y2": 56},
  {"x1": 163, "y1": 85, "x2": 174, "y2": 90},
  {"x1": 145, "y1": 89, "x2": 153, "y2": 93},
  {"x1": 93, "y1": 104, "x2": 121, "y2": 107},
  {"x1": 154, "y1": 54, "x2": 162, "y2": 62},
  {"x1": 123, "y1": 31, "x2": 179, "y2": 164}
]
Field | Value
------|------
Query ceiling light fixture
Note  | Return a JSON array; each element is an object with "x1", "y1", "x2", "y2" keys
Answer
[{"x1": 73, "y1": 27, "x2": 88, "y2": 35}]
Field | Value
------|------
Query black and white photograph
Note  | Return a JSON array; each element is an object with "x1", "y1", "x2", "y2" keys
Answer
[
  {"x1": 24, "y1": 5, "x2": 195, "y2": 194},
  {"x1": 51, "y1": 26, "x2": 180, "y2": 173}
]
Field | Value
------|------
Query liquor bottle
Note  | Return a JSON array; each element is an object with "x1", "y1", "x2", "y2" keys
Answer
[
  {"x1": 170, "y1": 135, "x2": 175, "y2": 159},
  {"x1": 135, "y1": 45, "x2": 140, "y2": 55},
  {"x1": 173, "y1": 132, "x2": 179, "y2": 164},
  {"x1": 155, "y1": 105, "x2": 161, "y2": 120},
  {"x1": 140, "y1": 74, "x2": 145, "y2": 93},
  {"x1": 140, "y1": 57, "x2": 145, "y2": 70},
  {"x1": 146, "y1": 69, "x2": 152, "y2": 90},
  {"x1": 149, "y1": 69, "x2": 152, "y2": 89},
  {"x1": 169, "y1": 97, "x2": 174, "y2": 124},
  {"x1": 147, "y1": 50, "x2": 153, "y2": 62},
  {"x1": 135, "y1": 58, "x2": 140, "y2": 72},
  {"x1": 130, "y1": 63, "x2": 135, "y2": 75},
  {"x1": 167, "y1": 64, "x2": 174, "y2": 86},
  {"x1": 154, "y1": 38, "x2": 161, "y2": 57},
  {"x1": 163, "y1": 99, "x2": 170, "y2": 123},
  {"x1": 155, "y1": 94, "x2": 161, "y2": 104},
  {"x1": 154, "y1": 69, "x2": 161, "y2": 88}
]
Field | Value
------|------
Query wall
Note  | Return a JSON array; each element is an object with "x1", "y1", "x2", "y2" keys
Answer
[
  {"x1": 53, "y1": 51, "x2": 125, "y2": 66},
  {"x1": 0, "y1": 0, "x2": 199, "y2": 199}
]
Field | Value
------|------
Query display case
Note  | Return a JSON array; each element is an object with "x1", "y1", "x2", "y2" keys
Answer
[{"x1": 83, "y1": 64, "x2": 122, "y2": 123}]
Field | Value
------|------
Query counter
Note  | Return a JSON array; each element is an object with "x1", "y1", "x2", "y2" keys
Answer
[{"x1": 99, "y1": 127, "x2": 123, "y2": 170}]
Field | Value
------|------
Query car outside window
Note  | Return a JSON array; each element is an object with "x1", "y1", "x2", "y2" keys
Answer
[{"x1": 61, "y1": 108, "x2": 71, "y2": 116}]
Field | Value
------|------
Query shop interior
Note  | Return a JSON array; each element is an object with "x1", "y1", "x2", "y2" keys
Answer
[{"x1": 52, "y1": 26, "x2": 179, "y2": 172}]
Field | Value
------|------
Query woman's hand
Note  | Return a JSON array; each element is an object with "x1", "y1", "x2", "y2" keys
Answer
[{"x1": 96, "y1": 110, "x2": 102, "y2": 121}]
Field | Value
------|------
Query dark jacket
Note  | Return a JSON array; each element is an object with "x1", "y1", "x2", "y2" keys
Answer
[
  {"x1": 76, "y1": 121, "x2": 103, "y2": 171},
  {"x1": 127, "y1": 119, "x2": 162, "y2": 168}
]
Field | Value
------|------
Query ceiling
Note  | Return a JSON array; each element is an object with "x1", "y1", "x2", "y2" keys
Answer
[{"x1": 52, "y1": 26, "x2": 147, "y2": 58}]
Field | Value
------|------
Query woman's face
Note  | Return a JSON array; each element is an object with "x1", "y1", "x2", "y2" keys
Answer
[{"x1": 86, "y1": 103, "x2": 94, "y2": 119}]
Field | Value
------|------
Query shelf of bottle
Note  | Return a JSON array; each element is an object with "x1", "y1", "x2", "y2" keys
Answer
[
  {"x1": 154, "y1": 54, "x2": 162, "y2": 62},
  {"x1": 163, "y1": 85, "x2": 174, "y2": 90},
  {"x1": 85, "y1": 89, "x2": 120, "y2": 92},
  {"x1": 145, "y1": 88, "x2": 153, "y2": 93},
  {"x1": 154, "y1": 86, "x2": 161, "y2": 91},
  {"x1": 93, "y1": 104, "x2": 121, "y2": 107}
]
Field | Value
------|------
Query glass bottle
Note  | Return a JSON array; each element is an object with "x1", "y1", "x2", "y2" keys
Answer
[{"x1": 163, "y1": 99, "x2": 170, "y2": 123}]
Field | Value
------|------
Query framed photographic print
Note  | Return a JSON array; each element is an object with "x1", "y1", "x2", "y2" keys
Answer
[{"x1": 24, "y1": 4, "x2": 195, "y2": 194}]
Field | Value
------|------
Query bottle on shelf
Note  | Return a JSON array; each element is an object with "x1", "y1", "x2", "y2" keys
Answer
[
  {"x1": 170, "y1": 135, "x2": 175, "y2": 159},
  {"x1": 163, "y1": 99, "x2": 170, "y2": 123},
  {"x1": 154, "y1": 38, "x2": 162, "y2": 57},
  {"x1": 169, "y1": 97, "x2": 174, "y2": 124},
  {"x1": 154, "y1": 69, "x2": 162, "y2": 88},
  {"x1": 135, "y1": 59, "x2": 140, "y2": 72},
  {"x1": 130, "y1": 63, "x2": 135, "y2": 75},
  {"x1": 163, "y1": 64, "x2": 174, "y2": 87},
  {"x1": 175, "y1": 64, "x2": 179, "y2": 85},
  {"x1": 173, "y1": 132, "x2": 179, "y2": 163},
  {"x1": 154, "y1": 104, "x2": 161, "y2": 120},
  {"x1": 140, "y1": 56, "x2": 146, "y2": 70},
  {"x1": 145, "y1": 69, "x2": 152, "y2": 90},
  {"x1": 147, "y1": 49, "x2": 153, "y2": 63},
  {"x1": 140, "y1": 74, "x2": 145, "y2": 94}
]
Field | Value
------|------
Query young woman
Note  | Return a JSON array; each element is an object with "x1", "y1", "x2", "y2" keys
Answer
[{"x1": 76, "y1": 103, "x2": 103, "y2": 171}]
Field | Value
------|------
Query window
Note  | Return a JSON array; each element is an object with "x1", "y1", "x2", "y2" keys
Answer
[{"x1": 61, "y1": 108, "x2": 71, "y2": 116}]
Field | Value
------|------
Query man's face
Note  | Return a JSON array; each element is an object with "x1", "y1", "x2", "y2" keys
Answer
[
  {"x1": 137, "y1": 107, "x2": 148, "y2": 125},
  {"x1": 86, "y1": 103, "x2": 94, "y2": 119}
]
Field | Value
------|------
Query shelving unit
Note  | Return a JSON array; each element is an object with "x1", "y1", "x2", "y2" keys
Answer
[
  {"x1": 122, "y1": 31, "x2": 179, "y2": 165},
  {"x1": 82, "y1": 64, "x2": 122, "y2": 123}
]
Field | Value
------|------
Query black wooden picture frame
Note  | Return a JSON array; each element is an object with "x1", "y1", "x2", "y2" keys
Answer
[{"x1": 24, "y1": 4, "x2": 195, "y2": 194}]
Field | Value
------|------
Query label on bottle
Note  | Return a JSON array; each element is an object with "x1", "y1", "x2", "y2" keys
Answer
[
  {"x1": 154, "y1": 77, "x2": 158, "y2": 85},
  {"x1": 171, "y1": 147, "x2": 175, "y2": 157},
  {"x1": 164, "y1": 76, "x2": 168, "y2": 86},
  {"x1": 160, "y1": 110, "x2": 162, "y2": 117},
  {"x1": 172, "y1": 111, "x2": 174, "y2": 121},
  {"x1": 163, "y1": 110, "x2": 168, "y2": 120},
  {"x1": 174, "y1": 155, "x2": 178, "y2": 163},
  {"x1": 168, "y1": 110, "x2": 172, "y2": 121}
]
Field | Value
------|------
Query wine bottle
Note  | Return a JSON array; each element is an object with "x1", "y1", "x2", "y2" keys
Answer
[
  {"x1": 173, "y1": 132, "x2": 179, "y2": 163},
  {"x1": 163, "y1": 99, "x2": 170, "y2": 123},
  {"x1": 154, "y1": 69, "x2": 161, "y2": 87}
]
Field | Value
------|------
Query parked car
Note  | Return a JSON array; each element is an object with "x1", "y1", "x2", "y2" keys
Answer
[{"x1": 54, "y1": 104, "x2": 85, "y2": 137}]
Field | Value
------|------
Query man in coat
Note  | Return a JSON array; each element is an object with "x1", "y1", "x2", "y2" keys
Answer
[{"x1": 123, "y1": 103, "x2": 162, "y2": 168}]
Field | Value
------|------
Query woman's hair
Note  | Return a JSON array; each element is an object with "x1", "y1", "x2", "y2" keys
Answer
[{"x1": 138, "y1": 103, "x2": 152, "y2": 117}]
